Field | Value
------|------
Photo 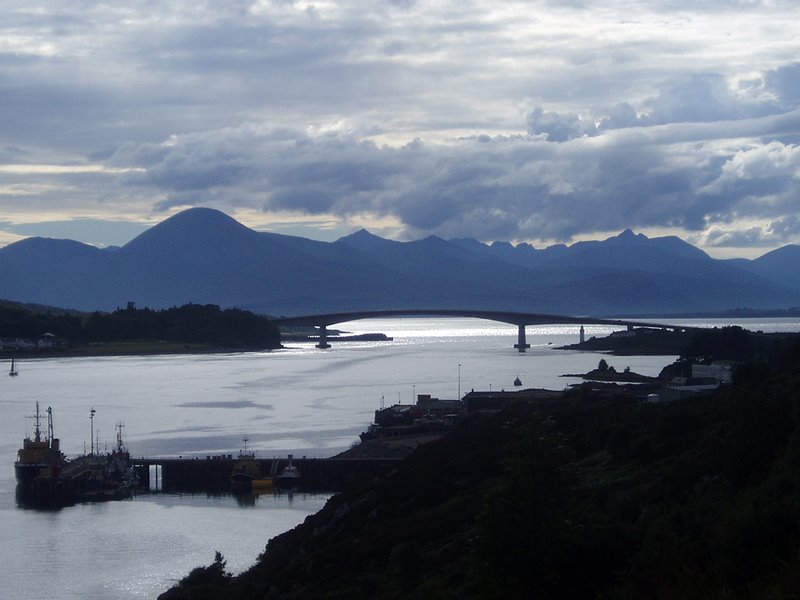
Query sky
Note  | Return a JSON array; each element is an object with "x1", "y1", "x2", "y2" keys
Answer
[{"x1": 1, "y1": 1, "x2": 800, "y2": 258}]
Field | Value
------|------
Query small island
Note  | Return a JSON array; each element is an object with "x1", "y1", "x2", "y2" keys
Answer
[
  {"x1": 563, "y1": 358, "x2": 659, "y2": 383},
  {"x1": 280, "y1": 329, "x2": 393, "y2": 343}
]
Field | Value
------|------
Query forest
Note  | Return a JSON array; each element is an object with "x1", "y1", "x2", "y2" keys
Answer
[{"x1": 0, "y1": 300, "x2": 281, "y2": 350}]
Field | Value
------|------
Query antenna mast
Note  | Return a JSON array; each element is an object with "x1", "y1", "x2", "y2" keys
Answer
[
  {"x1": 90, "y1": 407, "x2": 96, "y2": 455},
  {"x1": 47, "y1": 406, "x2": 54, "y2": 445},
  {"x1": 27, "y1": 401, "x2": 43, "y2": 442},
  {"x1": 115, "y1": 422, "x2": 125, "y2": 452}
]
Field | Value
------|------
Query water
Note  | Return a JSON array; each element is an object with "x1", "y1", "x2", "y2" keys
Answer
[{"x1": 1, "y1": 317, "x2": 796, "y2": 599}]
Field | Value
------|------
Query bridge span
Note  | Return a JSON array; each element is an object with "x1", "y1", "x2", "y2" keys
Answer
[{"x1": 273, "y1": 309, "x2": 692, "y2": 352}]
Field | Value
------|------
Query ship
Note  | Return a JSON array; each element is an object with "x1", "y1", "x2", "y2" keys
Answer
[
  {"x1": 230, "y1": 438, "x2": 273, "y2": 493},
  {"x1": 275, "y1": 454, "x2": 301, "y2": 489},
  {"x1": 66, "y1": 421, "x2": 139, "y2": 500},
  {"x1": 15, "y1": 403, "x2": 138, "y2": 504},
  {"x1": 14, "y1": 402, "x2": 65, "y2": 486}
]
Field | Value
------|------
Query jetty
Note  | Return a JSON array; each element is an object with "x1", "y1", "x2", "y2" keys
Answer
[{"x1": 133, "y1": 455, "x2": 400, "y2": 493}]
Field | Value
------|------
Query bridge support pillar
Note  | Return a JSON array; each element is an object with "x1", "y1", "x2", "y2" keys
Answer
[
  {"x1": 316, "y1": 324, "x2": 330, "y2": 349},
  {"x1": 514, "y1": 324, "x2": 530, "y2": 353}
]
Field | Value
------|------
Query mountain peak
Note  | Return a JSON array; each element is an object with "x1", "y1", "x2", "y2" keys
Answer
[
  {"x1": 123, "y1": 207, "x2": 253, "y2": 251},
  {"x1": 613, "y1": 228, "x2": 646, "y2": 242},
  {"x1": 336, "y1": 228, "x2": 402, "y2": 256},
  {"x1": 340, "y1": 228, "x2": 379, "y2": 241},
  {"x1": 156, "y1": 207, "x2": 244, "y2": 231}
]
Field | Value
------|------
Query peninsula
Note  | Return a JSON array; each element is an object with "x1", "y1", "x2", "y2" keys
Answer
[{"x1": 0, "y1": 300, "x2": 282, "y2": 356}]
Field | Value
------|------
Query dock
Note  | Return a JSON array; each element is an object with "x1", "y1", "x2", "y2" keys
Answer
[{"x1": 133, "y1": 455, "x2": 401, "y2": 493}]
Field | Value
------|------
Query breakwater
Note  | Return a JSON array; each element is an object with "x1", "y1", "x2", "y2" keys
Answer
[{"x1": 133, "y1": 455, "x2": 401, "y2": 493}]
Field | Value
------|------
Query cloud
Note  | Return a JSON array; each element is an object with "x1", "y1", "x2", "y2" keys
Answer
[
  {"x1": 2, "y1": 1, "x2": 800, "y2": 256},
  {"x1": 699, "y1": 226, "x2": 777, "y2": 250},
  {"x1": 528, "y1": 68, "x2": 791, "y2": 142},
  {"x1": 0, "y1": 218, "x2": 149, "y2": 247},
  {"x1": 704, "y1": 142, "x2": 800, "y2": 191},
  {"x1": 95, "y1": 106, "x2": 797, "y2": 248},
  {"x1": 764, "y1": 63, "x2": 800, "y2": 108},
  {"x1": 526, "y1": 108, "x2": 597, "y2": 142}
]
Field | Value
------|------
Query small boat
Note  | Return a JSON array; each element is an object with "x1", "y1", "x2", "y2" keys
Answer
[
  {"x1": 275, "y1": 454, "x2": 301, "y2": 489},
  {"x1": 230, "y1": 438, "x2": 272, "y2": 492},
  {"x1": 513, "y1": 376, "x2": 522, "y2": 387},
  {"x1": 9, "y1": 358, "x2": 19, "y2": 376}
]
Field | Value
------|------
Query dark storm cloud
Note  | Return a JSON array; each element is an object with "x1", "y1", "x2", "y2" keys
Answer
[{"x1": 102, "y1": 101, "x2": 800, "y2": 245}]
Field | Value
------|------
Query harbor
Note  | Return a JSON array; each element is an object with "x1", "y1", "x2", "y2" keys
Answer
[
  {"x1": 0, "y1": 317, "x2": 695, "y2": 599},
  {"x1": 134, "y1": 454, "x2": 400, "y2": 494},
  {"x1": 15, "y1": 402, "x2": 401, "y2": 505}
]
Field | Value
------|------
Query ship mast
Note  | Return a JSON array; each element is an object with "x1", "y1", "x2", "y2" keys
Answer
[
  {"x1": 26, "y1": 401, "x2": 43, "y2": 443},
  {"x1": 47, "y1": 406, "x2": 54, "y2": 448},
  {"x1": 90, "y1": 407, "x2": 96, "y2": 455},
  {"x1": 115, "y1": 422, "x2": 126, "y2": 453}
]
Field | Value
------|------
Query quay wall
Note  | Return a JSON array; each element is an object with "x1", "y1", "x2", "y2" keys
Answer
[{"x1": 133, "y1": 456, "x2": 401, "y2": 492}]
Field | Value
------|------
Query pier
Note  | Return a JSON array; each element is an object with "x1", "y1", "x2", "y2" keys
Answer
[{"x1": 133, "y1": 455, "x2": 400, "y2": 493}]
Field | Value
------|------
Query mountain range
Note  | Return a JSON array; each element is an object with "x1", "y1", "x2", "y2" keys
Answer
[{"x1": 0, "y1": 207, "x2": 798, "y2": 317}]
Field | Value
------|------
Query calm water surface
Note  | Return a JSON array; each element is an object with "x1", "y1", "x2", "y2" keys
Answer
[{"x1": 1, "y1": 317, "x2": 796, "y2": 599}]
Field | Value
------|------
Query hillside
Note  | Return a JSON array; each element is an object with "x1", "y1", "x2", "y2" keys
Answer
[
  {"x1": 160, "y1": 335, "x2": 800, "y2": 599},
  {"x1": 0, "y1": 208, "x2": 799, "y2": 316},
  {"x1": 0, "y1": 301, "x2": 281, "y2": 353}
]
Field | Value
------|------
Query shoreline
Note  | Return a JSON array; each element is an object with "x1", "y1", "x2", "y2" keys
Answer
[
  {"x1": 2, "y1": 332, "x2": 394, "y2": 360},
  {"x1": 0, "y1": 342, "x2": 282, "y2": 360}
]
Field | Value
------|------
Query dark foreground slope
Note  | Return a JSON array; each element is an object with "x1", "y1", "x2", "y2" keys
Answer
[{"x1": 161, "y1": 343, "x2": 800, "y2": 599}]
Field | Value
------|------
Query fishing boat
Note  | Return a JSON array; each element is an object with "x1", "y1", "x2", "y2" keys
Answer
[
  {"x1": 230, "y1": 438, "x2": 272, "y2": 492},
  {"x1": 275, "y1": 454, "x2": 301, "y2": 489},
  {"x1": 14, "y1": 403, "x2": 64, "y2": 485},
  {"x1": 69, "y1": 422, "x2": 139, "y2": 500},
  {"x1": 15, "y1": 404, "x2": 138, "y2": 503},
  {"x1": 9, "y1": 358, "x2": 19, "y2": 376}
]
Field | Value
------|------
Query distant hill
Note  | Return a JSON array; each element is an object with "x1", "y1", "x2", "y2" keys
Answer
[
  {"x1": 0, "y1": 207, "x2": 798, "y2": 316},
  {"x1": 0, "y1": 301, "x2": 281, "y2": 351},
  {"x1": 741, "y1": 244, "x2": 800, "y2": 291}
]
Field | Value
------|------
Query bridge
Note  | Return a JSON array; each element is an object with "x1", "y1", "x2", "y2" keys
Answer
[{"x1": 273, "y1": 309, "x2": 692, "y2": 352}]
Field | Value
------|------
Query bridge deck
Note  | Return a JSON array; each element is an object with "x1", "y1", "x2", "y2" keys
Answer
[{"x1": 273, "y1": 308, "x2": 690, "y2": 330}]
